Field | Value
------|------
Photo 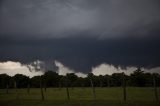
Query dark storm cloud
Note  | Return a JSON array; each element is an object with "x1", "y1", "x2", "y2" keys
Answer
[
  {"x1": 0, "y1": 36, "x2": 160, "y2": 73},
  {"x1": 0, "y1": 0, "x2": 160, "y2": 72},
  {"x1": 1, "y1": 0, "x2": 160, "y2": 39}
]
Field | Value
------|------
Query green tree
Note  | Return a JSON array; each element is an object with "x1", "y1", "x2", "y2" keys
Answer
[
  {"x1": 66, "y1": 73, "x2": 78, "y2": 87},
  {"x1": 130, "y1": 68, "x2": 146, "y2": 87},
  {"x1": 0, "y1": 74, "x2": 10, "y2": 89},
  {"x1": 13, "y1": 74, "x2": 29, "y2": 88},
  {"x1": 43, "y1": 71, "x2": 59, "y2": 87}
]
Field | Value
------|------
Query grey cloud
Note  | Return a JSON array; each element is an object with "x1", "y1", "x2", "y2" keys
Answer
[
  {"x1": 0, "y1": 0, "x2": 160, "y2": 73},
  {"x1": 0, "y1": 0, "x2": 160, "y2": 39},
  {"x1": 0, "y1": 0, "x2": 99, "y2": 38}
]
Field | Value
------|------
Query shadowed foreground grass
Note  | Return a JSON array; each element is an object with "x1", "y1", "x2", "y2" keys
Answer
[
  {"x1": 0, "y1": 100, "x2": 160, "y2": 106},
  {"x1": 0, "y1": 87, "x2": 159, "y2": 106}
]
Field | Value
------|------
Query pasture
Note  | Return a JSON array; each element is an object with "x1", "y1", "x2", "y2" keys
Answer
[{"x1": 0, "y1": 87, "x2": 159, "y2": 106}]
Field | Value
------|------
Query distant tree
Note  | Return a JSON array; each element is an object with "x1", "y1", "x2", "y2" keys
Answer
[
  {"x1": 87, "y1": 73, "x2": 96, "y2": 86},
  {"x1": 43, "y1": 71, "x2": 59, "y2": 88},
  {"x1": 30, "y1": 76, "x2": 41, "y2": 88},
  {"x1": 59, "y1": 76, "x2": 69, "y2": 87},
  {"x1": 156, "y1": 74, "x2": 160, "y2": 87},
  {"x1": 111, "y1": 73, "x2": 123, "y2": 86},
  {"x1": 143, "y1": 73, "x2": 153, "y2": 86},
  {"x1": 1, "y1": 70, "x2": 160, "y2": 88},
  {"x1": 130, "y1": 68, "x2": 146, "y2": 87},
  {"x1": 98, "y1": 75, "x2": 104, "y2": 87},
  {"x1": 0, "y1": 74, "x2": 10, "y2": 89},
  {"x1": 66, "y1": 73, "x2": 78, "y2": 88},
  {"x1": 75, "y1": 77, "x2": 85, "y2": 87},
  {"x1": 13, "y1": 74, "x2": 29, "y2": 88},
  {"x1": 103, "y1": 75, "x2": 111, "y2": 87}
]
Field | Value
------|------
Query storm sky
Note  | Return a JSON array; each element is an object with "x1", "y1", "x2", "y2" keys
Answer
[{"x1": 0, "y1": 0, "x2": 160, "y2": 73}]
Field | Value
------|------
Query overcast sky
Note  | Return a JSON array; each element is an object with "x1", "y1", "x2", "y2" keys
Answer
[{"x1": 0, "y1": 0, "x2": 160, "y2": 74}]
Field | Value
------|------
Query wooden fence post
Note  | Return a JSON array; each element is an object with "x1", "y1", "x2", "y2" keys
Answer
[
  {"x1": 90, "y1": 79, "x2": 96, "y2": 100},
  {"x1": 6, "y1": 83, "x2": 9, "y2": 94},
  {"x1": 40, "y1": 76, "x2": 44, "y2": 101},
  {"x1": 14, "y1": 81, "x2": 19, "y2": 99},
  {"x1": 44, "y1": 83, "x2": 47, "y2": 92},
  {"x1": 27, "y1": 83, "x2": 30, "y2": 94},
  {"x1": 153, "y1": 74, "x2": 159, "y2": 102},
  {"x1": 66, "y1": 86, "x2": 70, "y2": 100},
  {"x1": 65, "y1": 78, "x2": 70, "y2": 100},
  {"x1": 108, "y1": 77, "x2": 110, "y2": 87},
  {"x1": 122, "y1": 72, "x2": 126, "y2": 101}
]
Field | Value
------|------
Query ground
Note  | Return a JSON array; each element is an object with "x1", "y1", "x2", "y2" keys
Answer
[{"x1": 0, "y1": 87, "x2": 159, "y2": 106}]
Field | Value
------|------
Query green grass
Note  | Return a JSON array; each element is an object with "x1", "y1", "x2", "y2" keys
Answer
[{"x1": 0, "y1": 87, "x2": 160, "y2": 106}]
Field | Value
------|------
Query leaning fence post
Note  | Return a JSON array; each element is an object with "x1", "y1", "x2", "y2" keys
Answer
[
  {"x1": 40, "y1": 76, "x2": 44, "y2": 101},
  {"x1": 59, "y1": 82, "x2": 62, "y2": 90},
  {"x1": 44, "y1": 83, "x2": 47, "y2": 92},
  {"x1": 6, "y1": 83, "x2": 9, "y2": 94},
  {"x1": 14, "y1": 81, "x2": 19, "y2": 99},
  {"x1": 122, "y1": 72, "x2": 127, "y2": 101},
  {"x1": 90, "y1": 79, "x2": 96, "y2": 100},
  {"x1": 66, "y1": 86, "x2": 70, "y2": 100},
  {"x1": 153, "y1": 74, "x2": 159, "y2": 102},
  {"x1": 107, "y1": 76, "x2": 110, "y2": 87},
  {"x1": 65, "y1": 78, "x2": 70, "y2": 100},
  {"x1": 27, "y1": 83, "x2": 30, "y2": 94}
]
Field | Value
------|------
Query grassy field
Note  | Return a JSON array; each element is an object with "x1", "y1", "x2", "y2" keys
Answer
[{"x1": 0, "y1": 87, "x2": 159, "y2": 106}]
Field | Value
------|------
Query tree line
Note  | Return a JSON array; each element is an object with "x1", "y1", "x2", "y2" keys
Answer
[{"x1": 0, "y1": 68, "x2": 160, "y2": 89}]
